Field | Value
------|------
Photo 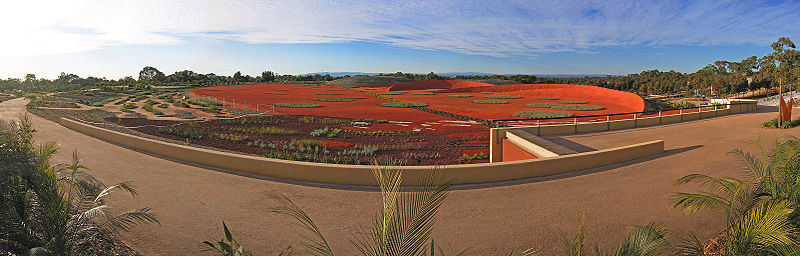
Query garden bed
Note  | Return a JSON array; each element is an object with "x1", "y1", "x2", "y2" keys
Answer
[{"x1": 109, "y1": 115, "x2": 489, "y2": 165}]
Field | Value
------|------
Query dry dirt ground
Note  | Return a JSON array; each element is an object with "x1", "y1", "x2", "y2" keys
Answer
[{"x1": 2, "y1": 97, "x2": 800, "y2": 255}]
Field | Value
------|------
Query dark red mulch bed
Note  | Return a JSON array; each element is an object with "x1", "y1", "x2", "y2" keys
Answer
[{"x1": 107, "y1": 115, "x2": 489, "y2": 165}]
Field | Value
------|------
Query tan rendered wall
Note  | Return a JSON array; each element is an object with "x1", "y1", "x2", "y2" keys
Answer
[{"x1": 58, "y1": 118, "x2": 663, "y2": 186}]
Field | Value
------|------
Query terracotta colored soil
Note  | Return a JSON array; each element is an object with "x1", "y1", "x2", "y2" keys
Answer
[
  {"x1": 190, "y1": 81, "x2": 646, "y2": 131},
  {"x1": 190, "y1": 84, "x2": 477, "y2": 132},
  {"x1": 323, "y1": 140, "x2": 353, "y2": 148},
  {"x1": 501, "y1": 139, "x2": 537, "y2": 161}
]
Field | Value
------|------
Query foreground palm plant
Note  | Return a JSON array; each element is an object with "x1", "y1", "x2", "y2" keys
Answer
[
  {"x1": 672, "y1": 138, "x2": 800, "y2": 255},
  {"x1": 258, "y1": 165, "x2": 537, "y2": 256},
  {"x1": 0, "y1": 114, "x2": 158, "y2": 255},
  {"x1": 559, "y1": 214, "x2": 671, "y2": 256}
]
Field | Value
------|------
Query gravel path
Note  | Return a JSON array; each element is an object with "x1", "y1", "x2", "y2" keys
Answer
[{"x1": 3, "y1": 97, "x2": 799, "y2": 255}]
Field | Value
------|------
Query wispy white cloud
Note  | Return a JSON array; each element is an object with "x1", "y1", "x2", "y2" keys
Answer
[{"x1": 1, "y1": 0, "x2": 799, "y2": 57}]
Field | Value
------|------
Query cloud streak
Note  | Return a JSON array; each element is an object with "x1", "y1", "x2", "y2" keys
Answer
[{"x1": 2, "y1": 0, "x2": 799, "y2": 57}]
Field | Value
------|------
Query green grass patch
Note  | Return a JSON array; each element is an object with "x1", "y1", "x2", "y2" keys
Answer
[
  {"x1": 310, "y1": 127, "x2": 343, "y2": 137},
  {"x1": 559, "y1": 100, "x2": 588, "y2": 104},
  {"x1": 379, "y1": 102, "x2": 428, "y2": 108},
  {"x1": 485, "y1": 95, "x2": 521, "y2": 99},
  {"x1": 265, "y1": 92, "x2": 284, "y2": 95},
  {"x1": 410, "y1": 92, "x2": 435, "y2": 95},
  {"x1": 378, "y1": 91, "x2": 405, "y2": 95},
  {"x1": 157, "y1": 103, "x2": 169, "y2": 108},
  {"x1": 525, "y1": 103, "x2": 604, "y2": 111},
  {"x1": 275, "y1": 103, "x2": 322, "y2": 108},
  {"x1": 202, "y1": 88, "x2": 219, "y2": 91},
  {"x1": 473, "y1": 100, "x2": 509, "y2": 104},
  {"x1": 535, "y1": 97, "x2": 558, "y2": 100},
  {"x1": 342, "y1": 96, "x2": 366, "y2": 99},
  {"x1": 313, "y1": 97, "x2": 355, "y2": 102},
  {"x1": 421, "y1": 89, "x2": 445, "y2": 92},
  {"x1": 513, "y1": 111, "x2": 574, "y2": 119},
  {"x1": 448, "y1": 95, "x2": 472, "y2": 98},
  {"x1": 481, "y1": 92, "x2": 498, "y2": 94}
]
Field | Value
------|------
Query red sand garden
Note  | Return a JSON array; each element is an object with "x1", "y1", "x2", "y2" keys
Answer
[{"x1": 123, "y1": 80, "x2": 646, "y2": 165}]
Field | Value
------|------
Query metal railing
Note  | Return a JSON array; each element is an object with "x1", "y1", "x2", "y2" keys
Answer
[{"x1": 489, "y1": 101, "x2": 756, "y2": 128}]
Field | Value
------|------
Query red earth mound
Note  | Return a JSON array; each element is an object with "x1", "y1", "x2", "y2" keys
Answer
[
  {"x1": 190, "y1": 81, "x2": 646, "y2": 131},
  {"x1": 324, "y1": 140, "x2": 353, "y2": 148}
]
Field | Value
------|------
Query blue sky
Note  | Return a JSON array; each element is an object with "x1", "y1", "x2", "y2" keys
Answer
[{"x1": 1, "y1": 0, "x2": 799, "y2": 79}]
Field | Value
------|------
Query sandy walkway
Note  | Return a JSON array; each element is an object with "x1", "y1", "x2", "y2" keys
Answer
[{"x1": 3, "y1": 97, "x2": 799, "y2": 255}]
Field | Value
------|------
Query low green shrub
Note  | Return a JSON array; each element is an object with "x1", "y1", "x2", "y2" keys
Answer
[
  {"x1": 123, "y1": 102, "x2": 137, "y2": 109},
  {"x1": 378, "y1": 91, "x2": 405, "y2": 95},
  {"x1": 298, "y1": 116, "x2": 349, "y2": 125},
  {"x1": 525, "y1": 103, "x2": 604, "y2": 111},
  {"x1": 559, "y1": 100, "x2": 588, "y2": 104},
  {"x1": 379, "y1": 102, "x2": 428, "y2": 108},
  {"x1": 410, "y1": 92, "x2": 435, "y2": 95},
  {"x1": 157, "y1": 103, "x2": 169, "y2": 108},
  {"x1": 481, "y1": 92, "x2": 498, "y2": 94},
  {"x1": 421, "y1": 89, "x2": 445, "y2": 92},
  {"x1": 763, "y1": 118, "x2": 800, "y2": 129},
  {"x1": 275, "y1": 89, "x2": 289, "y2": 91},
  {"x1": 473, "y1": 100, "x2": 509, "y2": 104},
  {"x1": 448, "y1": 95, "x2": 472, "y2": 98},
  {"x1": 513, "y1": 111, "x2": 574, "y2": 118},
  {"x1": 313, "y1": 97, "x2": 355, "y2": 102},
  {"x1": 202, "y1": 88, "x2": 220, "y2": 91},
  {"x1": 310, "y1": 127, "x2": 343, "y2": 137},
  {"x1": 338, "y1": 145, "x2": 380, "y2": 156},
  {"x1": 275, "y1": 103, "x2": 322, "y2": 108},
  {"x1": 157, "y1": 127, "x2": 204, "y2": 139},
  {"x1": 485, "y1": 95, "x2": 521, "y2": 99},
  {"x1": 265, "y1": 92, "x2": 284, "y2": 95}
]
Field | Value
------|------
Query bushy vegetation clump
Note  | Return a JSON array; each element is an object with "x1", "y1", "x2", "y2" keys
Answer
[
  {"x1": 378, "y1": 91, "x2": 405, "y2": 95},
  {"x1": 313, "y1": 97, "x2": 356, "y2": 102},
  {"x1": 274, "y1": 103, "x2": 322, "y2": 108},
  {"x1": 1, "y1": 115, "x2": 158, "y2": 255},
  {"x1": 410, "y1": 92, "x2": 435, "y2": 95},
  {"x1": 525, "y1": 103, "x2": 604, "y2": 111},
  {"x1": 513, "y1": 111, "x2": 574, "y2": 118},
  {"x1": 473, "y1": 100, "x2": 509, "y2": 104},
  {"x1": 448, "y1": 94, "x2": 472, "y2": 98},
  {"x1": 157, "y1": 127, "x2": 205, "y2": 139},
  {"x1": 485, "y1": 95, "x2": 521, "y2": 99},
  {"x1": 763, "y1": 118, "x2": 800, "y2": 129},
  {"x1": 187, "y1": 98, "x2": 219, "y2": 107},
  {"x1": 559, "y1": 100, "x2": 588, "y2": 104},
  {"x1": 264, "y1": 92, "x2": 284, "y2": 95},
  {"x1": 379, "y1": 102, "x2": 428, "y2": 108},
  {"x1": 310, "y1": 127, "x2": 343, "y2": 137},
  {"x1": 481, "y1": 92, "x2": 498, "y2": 94}
]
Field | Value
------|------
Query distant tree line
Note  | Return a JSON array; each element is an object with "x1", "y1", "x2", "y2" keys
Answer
[{"x1": 1, "y1": 37, "x2": 797, "y2": 96}]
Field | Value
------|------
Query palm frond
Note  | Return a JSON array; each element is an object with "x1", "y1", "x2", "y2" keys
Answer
[
  {"x1": 672, "y1": 192, "x2": 732, "y2": 215},
  {"x1": 675, "y1": 232, "x2": 706, "y2": 256},
  {"x1": 98, "y1": 207, "x2": 159, "y2": 234},
  {"x1": 612, "y1": 223, "x2": 671, "y2": 256},
  {"x1": 559, "y1": 213, "x2": 584, "y2": 256}
]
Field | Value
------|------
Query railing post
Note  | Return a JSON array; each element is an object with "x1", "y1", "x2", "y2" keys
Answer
[
  {"x1": 659, "y1": 110, "x2": 662, "y2": 124},
  {"x1": 574, "y1": 117, "x2": 578, "y2": 134},
  {"x1": 680, "y1": 108, "x2": 683, "y2": 122},
  {"x1": 607, "y1": 115, "x2": 610, "y2": 131}
]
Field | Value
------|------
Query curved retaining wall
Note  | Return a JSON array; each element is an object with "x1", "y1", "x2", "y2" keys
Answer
[{"x1": 58, "y1": 118, "x2": 664, "y2": 186}]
